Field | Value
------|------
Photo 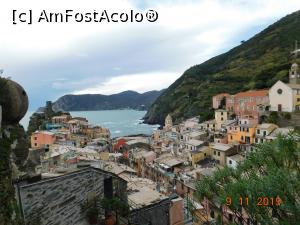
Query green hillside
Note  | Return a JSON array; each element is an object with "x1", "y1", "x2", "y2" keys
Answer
[{"x1": 144, "y1": 10, "x2": 300, "y2": 125}]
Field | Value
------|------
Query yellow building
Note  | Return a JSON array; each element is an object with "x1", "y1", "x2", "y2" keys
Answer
[
  {"x1": 227, "y1": 118, "x2": 257, "y2": 145},
  {"x1": 190, "y1": 146, "x2": 211, "y2": 166},
  {"x1": 215, "y1": 109, "x2": 228, "y2": 130},
  {"x1": 210, "y1": 143, "x2": 236, "y2": 166}
]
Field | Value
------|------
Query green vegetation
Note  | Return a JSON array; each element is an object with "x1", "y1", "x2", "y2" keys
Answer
[
  {"x1": 0, "y1": 126, "x2": 24, "y2": 225},
  {"x1": 27, "y1": 101, "x2": 70, "y2": 137},
  {"x1": 268, "y1": 111, "x2": 279, "y2": 124},
  {"x1": 144, "y1": 10, "x2": 300, "y2": 124},
  {"x1": 101, "y1": 197, "x2": 130, "y2": 225},
  {"x1": 283, "y1": 112, "x2": 292, "y2": 120},
  {"x1": 53, "y1": 90, "x2": 164, "y2": 112},
  {"x1": 193, "y1": 134, "x2": 300, "y2": 224}
]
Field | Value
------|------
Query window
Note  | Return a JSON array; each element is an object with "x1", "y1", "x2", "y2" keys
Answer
[
  {"x1": 229, "y1": 160, "x2": 232, "y2": 164},
  {"x1": 230, "y1": 135, "x2": 233, "y2": 140},
  {"x1": 241, "y1": 136, "x2": 244, "y2": 141},
  {"x1": 204, "y1": 153, "x2": 206, "y2": 156},
  {"x1": 277, "y1": 89, "x2": 283, "y2": 94},
  {"x1": 34, "y1": 137, "x2": 37, "y2": 140},
  {"x1": 214, "y1": 151, "x2": 216, "y2": 155},
  {"x1": 221, "y1": 112, "x2": 223, "y2": 115},
  {"x1": 218, "y1": 152, "x2": 220, "y2": 156},
  {"x1": 257, "y1": 129, "x2": 260, "y2": 134},
  {"x1": 263, "y1": 131, "x2": 267, "y2": 136},
  {"x1": 255, "y1": 138, "x2": 258, "y2": 143},
  {"x1": 221, "y1": 117, "x2": 223, "y2": 121},
  {"x1": 297, "y1": 98, "x2": 300, "y2": 102},
  {"x1": 246, "y1": 128, "x2": 249, "y2": 132},
  {"x1": 34, "y1": 143, "x2": 37, "y2": 146}
]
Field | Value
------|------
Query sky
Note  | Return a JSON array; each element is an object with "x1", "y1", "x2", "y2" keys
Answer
[{"x1": 1, "y1": 0, "x2": 300, "y2": 110}]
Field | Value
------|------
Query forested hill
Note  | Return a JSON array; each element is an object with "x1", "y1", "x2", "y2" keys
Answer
[
  {"x1": 53, "y1": 90, "x2": 164, "y2": 111},
  {"x1": 144, "y1": 10, "x2": 300, "y2": 125}
]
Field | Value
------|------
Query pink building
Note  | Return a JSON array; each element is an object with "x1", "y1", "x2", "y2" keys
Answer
[
  {"x1": 31, "y1": 131, "x2": 56, "y2": 149},
  {"x1": 213, "y1": 89, "x2": 269, "y2": 120},
  {"x1": 233, "y1": 90, "x2": 269, "y2": 119},
  {"x1": 212, "y1": 93, "x2": 230, "y2": 109}
]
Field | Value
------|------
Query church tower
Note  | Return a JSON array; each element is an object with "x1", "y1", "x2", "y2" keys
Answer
[
  {"x1": 289, "y1": 63, "x2": 300, "y2": 84},
  {"x1": 164, "y1": 114, "x2": 173, "y2": 131}
]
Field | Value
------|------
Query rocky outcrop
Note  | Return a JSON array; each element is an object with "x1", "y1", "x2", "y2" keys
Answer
[
  {"x1": 0, "y1": 77, "x2": 29, "y2": 225},
  {"x1": 0, "y1": 79, "x2": 28, "y2": 125}
]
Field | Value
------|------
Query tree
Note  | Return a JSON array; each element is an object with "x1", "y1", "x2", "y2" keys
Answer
[
  {"x1": 268, "y1": 111, "x2": 279, "y2": 124},
  {"x1": 101, "y1": 197, "x2": 130, "y2": 225},
  {"x1": 193, "y1": 133, "x2": 300, "y2": 224}
]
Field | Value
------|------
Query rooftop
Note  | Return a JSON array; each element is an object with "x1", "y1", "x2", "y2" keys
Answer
[
  {"x1": 33, "y1": 130, "x2": 55, "y2": 136},
  {"x1": 227, "y1": 154, "x2": 244, "y2": 162},
  {"x1": 204, "y1": 119, "x2": 216, "y2": 124},
  {"x1": 186, "y1": 139, "x2": 204, "y2": 147},
  {"x1": 119, "y1": 175, "x2": 168, "y2": 208},
  {"x1": 257, "y1": 123, "x2": 277, "y2": 129},
  {"x1": 287, "y1": 83, "x2": 300, "y2": 89},
  {"x1": 155, "y1": 154, "x2": 184, "y2": 168},
  {"x1": 210, "y1": 143, "x2": 233, "y2": 151},
  {"x1": 266, "y1": 127, "x2": 294, "y2": 139},
  {"x1": 103, "y1": 162, "x2": 136, "y2": 175},
  {"x1": 235, "y1": 89, "x2": 268, "y2": 98}
]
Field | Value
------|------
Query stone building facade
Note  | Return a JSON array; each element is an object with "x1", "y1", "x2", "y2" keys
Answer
[{"x1": 17, "y1": 167, "x2": 127, "y2": 225}]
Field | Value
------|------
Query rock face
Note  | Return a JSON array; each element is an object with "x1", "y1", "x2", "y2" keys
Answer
[
  {"x1": 0, "y1": 78, "x2": 28, "y2": 125},
  {"x1": 0, "y1": 77, "x2": 29, "y2": 225}
]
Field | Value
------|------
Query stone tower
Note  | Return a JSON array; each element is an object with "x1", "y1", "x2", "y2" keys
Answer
[
  {"x1": 289, "y1": 63, "x2": 300, "y2": 84},
  {"x1": 164, "y1": 114, "x2": 173, "y2": 131}
]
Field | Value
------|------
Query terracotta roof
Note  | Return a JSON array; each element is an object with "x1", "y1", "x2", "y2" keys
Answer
[{"x1": 235, "y1": 89, "x2": 268, "y2": 98}]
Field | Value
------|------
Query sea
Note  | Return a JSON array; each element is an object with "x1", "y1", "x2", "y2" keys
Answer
[{"x1": 20, "y1": 109, "x2": 160, "y2": 138}]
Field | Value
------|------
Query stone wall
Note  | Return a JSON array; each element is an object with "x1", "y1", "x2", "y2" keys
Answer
[
  {"x1": 130, "y1": 198, "x2": 171, "y2": 225},
  {"x1": 17, "y1": 167, "x2": 126, "y2": 225}
]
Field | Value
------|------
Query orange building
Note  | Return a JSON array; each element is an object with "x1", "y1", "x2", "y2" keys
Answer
[
  {"x1": 227, "y1": 117, "x2": 257, "y2": 145},
  {"x1": 31, "y1": 131, "x2": 56, "y2": 149}
]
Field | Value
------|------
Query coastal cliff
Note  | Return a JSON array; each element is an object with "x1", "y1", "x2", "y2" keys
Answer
[{"x1": 52, "y1": 90, "x2": 164, "y2": 112}]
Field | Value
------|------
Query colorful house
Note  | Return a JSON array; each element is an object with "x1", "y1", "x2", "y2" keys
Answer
[
  {"x1": 213, "y1": 89, "x2": 269, "y2": 120},
  {"x1": 233, "y1": 89, "x2": 269, "y2": 119},
  {"x1": 227, "y1": 116, "x2": 257, "y2": 145},
  {"x1": 31, "y1": 131, "x2": 56, "y2": 149}
]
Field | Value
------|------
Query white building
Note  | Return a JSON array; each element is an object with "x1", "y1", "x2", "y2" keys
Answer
[
  {"x1": 269, "y1": 63, "x2": 300, "y2": 112},
  {"x1": 226, "y1": 154, "x2": 244, "y2": 169}
]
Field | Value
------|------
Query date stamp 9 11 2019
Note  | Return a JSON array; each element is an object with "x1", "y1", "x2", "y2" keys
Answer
[{"x1": 226, "y1": 196, "x2": 282, "y2": 207}]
